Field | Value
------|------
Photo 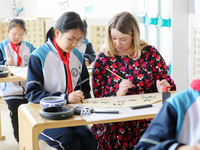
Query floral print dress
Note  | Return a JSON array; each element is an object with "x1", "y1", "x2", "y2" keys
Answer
[{"x1": 91, "y1": 45, "x2": 176, "y2": 150}]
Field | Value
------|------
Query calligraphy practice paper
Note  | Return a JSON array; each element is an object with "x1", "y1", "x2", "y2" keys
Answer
[
  {"x1": 8, "y1": 66, "x2": 27, "y2": 80},
  {"x1": 81, "y1": 93, "x2": 162, "y2": 108}
]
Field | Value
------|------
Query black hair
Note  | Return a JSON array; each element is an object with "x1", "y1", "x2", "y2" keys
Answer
[
  {"x1": 8, "y1": 18, "x2": 27, "y2": 33},
  {"x1": 83, "y1": 19, "x2": 88, "y2": 37},
  {"x1": 46, "y1": 11, "x2": 86, "y2": 42}
]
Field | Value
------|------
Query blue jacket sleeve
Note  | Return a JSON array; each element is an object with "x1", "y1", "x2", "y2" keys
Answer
[
  {"x1": 0, "y1": 49, "x2": 6, "y2": 65},
  {"x1": 84, "y1": 42, "x2": 96, "y2": 64},
  {"x1": 26, "y1": 55, "x2": 68, "y2": 103},
  {"x1": 135, "y1": 102, "x2": 183, "y2": 150},
  {"x1": 0, "y1": 42, "x2": 6, "y2": 65},
  {"x1": 74, "y1": 60, "x2": 91, "y2": 99}
]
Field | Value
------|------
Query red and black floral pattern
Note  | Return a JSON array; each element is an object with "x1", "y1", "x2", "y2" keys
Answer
[{"x1": 91, "y1": 45, "x2": 176, "y2": 150}]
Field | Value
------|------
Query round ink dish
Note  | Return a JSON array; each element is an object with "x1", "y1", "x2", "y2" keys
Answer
[
  {"x1": 0, "y1": 65, "x2": 7, "y2": 71},
  {"x1": 40, "y1": 96, "x2": 66, "y2": 108},
  {"x1": 39, "y1": 106, "x2": 74, "y2": 120},
  {"x1": 0, "y1": 65, "x2": 8, "y2": 78},
  {"x1": 0, "y1": 70, "x2": 9, "y2": 78}
]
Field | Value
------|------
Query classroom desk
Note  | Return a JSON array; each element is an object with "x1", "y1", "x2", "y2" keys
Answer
[
  {"x1": 0, "y1": 69, "x2": 26, "y2": 141},
  {"x1": 18, "y1": 102, "x2": 159, "y2": 150},
  {"x1": 0, "y1": 74, "x2": 26, "y2": 140},
  {"x1": 0, "y1": 74, "x2": 26, "y2": 83},
  {"x1": 0, "y1": 66, "x2": 91, "y2": 142}
]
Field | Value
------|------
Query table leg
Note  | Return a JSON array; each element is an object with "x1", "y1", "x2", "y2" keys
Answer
[
  {"x1": 0, "y1": 110, "x2": 5, "y2": 140},
  {"x1": 19, "y1": 108, "x2": 40, "y2": 150}
]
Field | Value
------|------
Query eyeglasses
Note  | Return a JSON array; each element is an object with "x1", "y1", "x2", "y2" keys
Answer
[{"x1": 10, "y1": 33, "x2": 24, "y2": 39}]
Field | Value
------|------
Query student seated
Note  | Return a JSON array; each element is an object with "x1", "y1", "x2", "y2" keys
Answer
[
  {"x1": 0, "y1": 18, "x2": 35, "y2": 142},
  {"x1": 135, "y1": 79, "x2": 200, "y2": 150},
  {"x1": 76, "y1": 20, "x2": 96, "y2": 67},
  {"x1": 26, "y1": 11, "x2": 98, "y2": 150}
]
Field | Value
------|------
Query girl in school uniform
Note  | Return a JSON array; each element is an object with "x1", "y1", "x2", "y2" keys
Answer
[
  {"x1": 76, "y1": 38, "x2": 96, "y2": 67},
  {"x1": 26, "y1": 11, "x2": 98, "y2": 150},
  {"x1": 76, "y1": 20, "x2": 96, "y2": 67},
  {"x1": 0, "y1": 18, "x2": 35, "y2": 142}
]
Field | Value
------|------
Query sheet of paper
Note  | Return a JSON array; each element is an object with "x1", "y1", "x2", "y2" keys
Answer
[
  {"x1": 69, "y1": 102, "x2": 162, "y2": 123},
  {"x1": 81, "y1": 93, "x2": 162, "y2": 108},
  {"x1": 8, "y1": 66, "x2": 27, "y2": 79}
]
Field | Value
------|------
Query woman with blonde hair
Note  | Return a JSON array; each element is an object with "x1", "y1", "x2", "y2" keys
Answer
[{"x1": 91, "y1": 11, "x2": 176, "y2": 149}]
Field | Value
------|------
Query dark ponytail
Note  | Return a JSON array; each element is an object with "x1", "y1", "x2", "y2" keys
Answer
[
  {"x1": 45, "y1": 27, "x2": 55, "y2": 42},
  {"x1": 83, "y1": 19, "x2": 88, "y2": 37},
  {"x1": 45, "y1": 11, "x2": 86, "y2": 42}
]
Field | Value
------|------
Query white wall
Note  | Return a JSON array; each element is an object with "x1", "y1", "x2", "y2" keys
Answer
[
  {"x1": 24, "y1": 0, "x2": 37, "y2": 17},
  {"x1": 0, "y1": 1, "x2": 12, "y2": 18},
  {"x1": 0, "y1": 0, "x2": 133, "y2": 19},
  {"x1": 171, "y1": 0, "x2": 188, "y2": 90},
  {"x1": 0, "y1": 0, "x2": 190, "y2": 90}
]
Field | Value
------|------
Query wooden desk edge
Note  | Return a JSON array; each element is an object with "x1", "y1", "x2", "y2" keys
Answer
[
  {"x1": 0, "y1": 74, "x2": 26, "y2": 83},
  {"x1": 18, "y1": 105, "x2": 38, "y2": 128},
  {"x1": 28, "y1": 113, "x2": 156, "y2": 130}
]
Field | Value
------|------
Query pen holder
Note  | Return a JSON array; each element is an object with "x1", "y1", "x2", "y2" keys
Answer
[{"x1": 162, "y1": 86, "x2": 171, "y2": 104}]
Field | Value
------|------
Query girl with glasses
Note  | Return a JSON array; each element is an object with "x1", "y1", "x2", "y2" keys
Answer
[{"x1": 0, "y1": 18, "x2": 35, "y2": 142}]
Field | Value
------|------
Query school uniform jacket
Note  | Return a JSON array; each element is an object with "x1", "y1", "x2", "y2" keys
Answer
[
  {"x1": 135, "y1": 79, "x2": 200, "y2": 150},
  {"x1": 0, "y1": 38, "x2": 35, "y2": 100},
  {"x1": 26, "y1": 38, "x2": 91, "y2": 103},
  {"x1": 76, "y1": 38, "x2": 96, "y2": 64}
]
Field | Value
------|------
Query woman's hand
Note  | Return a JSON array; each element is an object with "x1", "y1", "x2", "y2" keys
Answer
[
  {"x1": 156, "y1": 79, "x2": 170, "y2": 93},
  {"x1": 68, "y1": 90, "x2": 85, "y2": 104},
  {"x1": 116, "y1": 79, "x2": 133, "y2": 96},
  {"x1": 177, "y1": 143, "x2": 200, "y2": 150},
  {"x1": 6, "y1": 57, "x2": 14, "y2": 66}
]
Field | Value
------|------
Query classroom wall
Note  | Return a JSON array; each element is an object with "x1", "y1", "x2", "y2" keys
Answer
[
  {"x1": 188, "y1": 0, "x2": 200, "y2": 84},
  {"x1": 0, "y1": 0, "x2": 190, "y2": 91},
  {"x1": 171, "y1": 0, "x2": 188, "y2": 90},
  {"x1": 0, "y1": 1, "x2": 12, "y2": 18}
]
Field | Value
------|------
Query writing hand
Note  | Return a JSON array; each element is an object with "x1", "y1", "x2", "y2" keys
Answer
[
  {"x1": 117, "y1": 79, "x2": 133, "y2": 96},
  {"x1": 68, "y1": 90, "x2": 85, "y2": 104},
  {"x1": 156, "y1": 79, "x2": 170, "y2": 93},
  {"x1": 6, "y1": 57, "x2": 14, "y2": 66}
]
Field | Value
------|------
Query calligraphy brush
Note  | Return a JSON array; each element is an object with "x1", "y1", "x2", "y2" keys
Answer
[
  {"x1": 79, "y1": 65, "x2": 83, "y2": 103},
  {"x1": 106, "y1": 68, "x2": 124, "y2": 80},
  {"x1": 106, "y1": 68, "x2": 134, "y2": 86}
]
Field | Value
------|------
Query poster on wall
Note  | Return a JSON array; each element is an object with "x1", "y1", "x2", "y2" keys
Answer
[
  {"x1": 11, "y1": 0, "x2": 24, "y2": 17},
  {"x1": 188, "y1": 0, "x2": 200, "y2": 85},
  {"x1": 191, "y1": 27, "x2": 200, "y2": 81},
  {"x1": 58, "y1": 0, "x2": 70, "y2": 12}
]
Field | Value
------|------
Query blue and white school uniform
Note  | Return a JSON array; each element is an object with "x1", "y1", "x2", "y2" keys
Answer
[
  {"x1": 76, "y1": 38, "x2": 96, "y2": 64},
  {"x1": 0, "y1": 38, "x2": 35, "y2": 141},
  {"x1": 26, "y1": 38, "x2": 98, "y2": 150},
  {"x1": 0, "y1": 38, "x2": 35, "y2": 100},
  {"x1": 135, "y1": 79, "x2": 200, "y2": 150}
]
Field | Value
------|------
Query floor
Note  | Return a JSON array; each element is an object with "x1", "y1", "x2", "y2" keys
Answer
[
  {"x1": 0, "y1": 99, "x2": 56, "y2": 150},
  {"x1": 0, "y1": 99, "x2": 19, "y2": 150}
]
